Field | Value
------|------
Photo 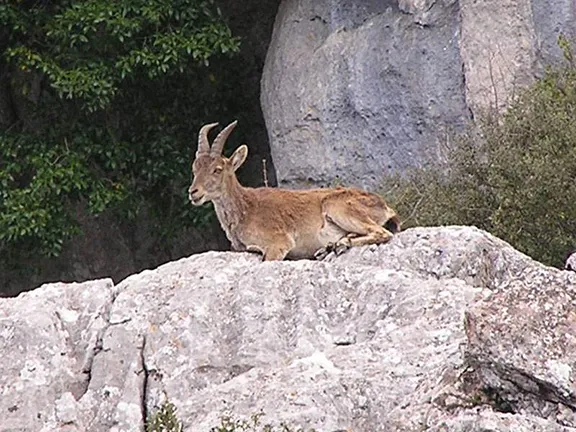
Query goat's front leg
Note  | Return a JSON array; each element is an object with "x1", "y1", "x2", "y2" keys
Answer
[
  {"x1": 246, "y1": 245, "x2": 264, "y2": 256},
  {"x1": 261, "y1": 234, "x2": 295, "y2": 261}
]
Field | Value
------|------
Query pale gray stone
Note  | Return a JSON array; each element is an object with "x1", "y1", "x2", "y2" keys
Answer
[
  {"x1": 566, "y1": 253, "x2": 576, "y2": 272},
  {"x1": 1, "y1": 226, "x2": 575, "y2": 431},
  {"x1": 55, "y1": 392, "x2": 78, "y2": 425},
  {"x1": 0, "y1": 279, "x2": 116, "y2": 431},
  {"x1": 465, "y1": 258, "x2": 576, "y2": 423},
  {"x1": 430, "y1": 409, "x2": 576, "y2": 432},
  {"x1": 261, "y1": 0, "x2": 576, "y2": 189}
]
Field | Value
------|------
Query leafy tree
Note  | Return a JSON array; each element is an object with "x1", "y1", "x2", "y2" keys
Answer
[
  {"x1": 0, "y1": 0, "x2": 240, "y2": 262},
  {"x1": 382, "y1": 35, "x2": 576, "y2": 268}
]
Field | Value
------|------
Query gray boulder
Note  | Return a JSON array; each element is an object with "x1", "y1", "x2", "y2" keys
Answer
[
  {"x1": 1, "y1": 226, "x2": 575, "y2": 431},
  {"x1": 261, "y1": 0, "x2": 576, "y2": 189}
]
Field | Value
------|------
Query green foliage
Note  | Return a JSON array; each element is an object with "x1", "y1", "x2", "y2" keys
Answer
[
  {"x1": 144, "y1": 405, "x2": 316, "y2": 432},
  {"x1": 0, "y1": 0, "x2": 241, "y2": 261},
  {"x1": 146, "y1": 400, "x2": 183, "y2": 432},
  {"x1": 210, "y1": 411, "x2": 315, "y2": 432},
  {"x1": 2, "y1": 0, "x2": 239, "y2": 111},
  {"x1": 0, "y1": 132, "x2": 125, "y2": 256},
  {"x1": 382, "y1": 35, "x2": 576, "y2": 268}
]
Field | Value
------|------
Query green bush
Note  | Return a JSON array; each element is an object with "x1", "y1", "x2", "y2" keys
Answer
[
  {"x1": 146, "y1": 400, "x2": 183, "y2": 432},
  {"x1": 382, "y1": 35, "x2": 576, "y2": 268}
]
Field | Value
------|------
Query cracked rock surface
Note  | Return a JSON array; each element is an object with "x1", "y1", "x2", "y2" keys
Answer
[
  {"x1": 1, "y1": 226, "x2": 575, "y2": 431},
  {"x1": 0, "y1": 279, "x2": 116, "y2": 431}
]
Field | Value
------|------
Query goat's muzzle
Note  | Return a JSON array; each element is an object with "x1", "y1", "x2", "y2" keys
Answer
[{"x1": 188, "y1": 186, "x2": 206, "y2": 206}]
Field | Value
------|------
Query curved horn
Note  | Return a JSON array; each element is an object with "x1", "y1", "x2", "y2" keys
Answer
[
  {"x1": 197, "y1": 122, "x2": 219, "y2": 156},
  {"x1": 211, "y1": 120, "x2": 238, "y2": 155}
]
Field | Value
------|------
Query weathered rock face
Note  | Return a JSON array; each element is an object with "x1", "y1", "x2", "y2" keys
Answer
[
  {"x1": 567, "y1": 252, "x2": 576, "y2": 271},
  {"x1": 2, "y1": 226, "x2": 576, "y2": 431},
  {"x1": 261, "y1": 0, "x2": 576, "y2": 189},
  {"x1": 0, "y1": 279, "x2": 117, "y2": 430}
]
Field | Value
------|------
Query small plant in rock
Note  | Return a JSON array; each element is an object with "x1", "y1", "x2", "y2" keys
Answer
[
  {"x1": 146, "y1": 400, "x2": 183, "y2": 432},
  {"x1": 209, "y1": 411, "x2": 315, "y2": 432}
]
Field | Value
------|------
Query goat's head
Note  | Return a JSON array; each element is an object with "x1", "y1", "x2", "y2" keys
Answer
[{"x1": 188, "y1": 120, "x2": 248, "y2": 206}]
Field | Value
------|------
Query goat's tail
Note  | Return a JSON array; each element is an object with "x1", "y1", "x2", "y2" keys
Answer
[{"x1": 384, "y1": 215, "x2": 401, "y2": 234}]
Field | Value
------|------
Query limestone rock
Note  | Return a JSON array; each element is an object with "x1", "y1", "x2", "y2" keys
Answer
[
  {"x1": 431, "y1": 410, "x2": 576, "y2": 432},
  {"x1": 465, "y1": 259, "x2": 576, "y2": 423},
  {"x1": 261, "y1": 0, "x2": 576, "y2": 189},
  {"x1": 0, "y1": 279, "x2": 116, "y2": 431},
  {"x1": 1, "y1": 226, "x2": 575, "y2": 431},
  {"x1": 566, "y1": 253, "x2": 576, "y2": 271}
]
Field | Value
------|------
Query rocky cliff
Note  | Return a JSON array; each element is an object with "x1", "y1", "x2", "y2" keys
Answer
[
  {"x1": 261, "y1": 0, "x2": 576, "y2": 188},
  {"x1": 2, "y1": 226, "x2": 576, "y2": 431}
]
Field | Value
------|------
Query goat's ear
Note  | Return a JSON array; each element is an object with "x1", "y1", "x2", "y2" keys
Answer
[{"x1": 230, "y1": 145, "x2": 248, "y2": 171}]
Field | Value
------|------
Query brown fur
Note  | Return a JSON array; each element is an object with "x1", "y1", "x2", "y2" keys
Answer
[{"x1": 189, "y1": 121, "x2": 401, "y2": 261}]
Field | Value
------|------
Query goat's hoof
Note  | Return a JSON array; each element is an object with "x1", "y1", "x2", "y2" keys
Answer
[
  {"x1": 314, "y1": 243, "x2": 335, "y2": 261},
  {"x1": 333, "y1": 243, "x2": 350, "y2": 256},
  {"x1": 314, "y1": 248, "x2": 330, "y2": 261}
]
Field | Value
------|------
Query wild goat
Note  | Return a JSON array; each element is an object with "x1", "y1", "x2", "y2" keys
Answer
[{"x1": 188, "y1": 121, "x2": 401, "y2": 261}]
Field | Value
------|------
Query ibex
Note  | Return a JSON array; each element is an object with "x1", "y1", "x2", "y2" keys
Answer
[{"x1": 188, "y1": 121, "x2": 401, "y2": 261}]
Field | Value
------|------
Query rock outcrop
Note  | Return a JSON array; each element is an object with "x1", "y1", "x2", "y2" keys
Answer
[
  {"x1": 567, "y1": 252, "x2": 576, "y2": 271},
  {"x1": 261, "y1": 0, "x2": 576, "y2": 189},
  {"x1": 1, "y1": 226, "x2": 576, "y2": 431}
]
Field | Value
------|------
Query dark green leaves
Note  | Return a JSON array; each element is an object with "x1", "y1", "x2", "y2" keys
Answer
[
  {"x1": 0, "y1": 0, "x2": 240, "y2": 260},
  {"x1": 4, "y1": 0, "x2": 240, "y2": 111}
]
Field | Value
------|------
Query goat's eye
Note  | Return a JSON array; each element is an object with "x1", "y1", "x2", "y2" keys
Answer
[{"x1": 213, "y1": 167, "x2": 222, "y2": 174}]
